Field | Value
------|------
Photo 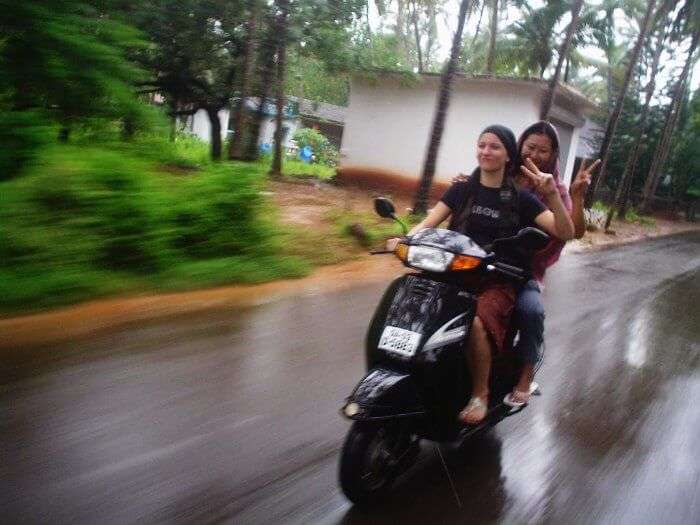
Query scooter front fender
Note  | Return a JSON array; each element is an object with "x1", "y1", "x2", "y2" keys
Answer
[{"x1": 342, "y1": 367, "x2": 425, "y2": 421}]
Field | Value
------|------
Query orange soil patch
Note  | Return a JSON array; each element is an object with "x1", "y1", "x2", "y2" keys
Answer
[
  {"x1": 336, "y1": 166, "x2": 449, "y2": 205},
  {"x1": 0, "y1": 256, "x2": 405, "y2": 351}
]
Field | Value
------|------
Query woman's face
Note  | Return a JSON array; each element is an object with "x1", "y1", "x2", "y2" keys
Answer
[
  {"x1": 477, "y1": 132, "x2": 509, "y2": 172},
  {"x1": 521, "y1": 133, "x2": 554, "y2": 171}
]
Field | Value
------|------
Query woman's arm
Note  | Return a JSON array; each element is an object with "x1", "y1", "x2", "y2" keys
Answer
[
  {"x1": 570, "y1": 159, "x2": 601, "y2": 238},
  {"x1": 521, "y1": 159, "x2": 574, "y2": 240},
  {"x1": 407, "y1": 201, "x2": 452, "y2": 235},
  {"x1": 533, "y1": 196, "x2": 575, "y2": 241},
  {"x1": 387, "y1": 201, "x2": 453, "y2": 250}
]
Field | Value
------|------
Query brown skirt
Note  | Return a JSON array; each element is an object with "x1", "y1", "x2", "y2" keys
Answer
[{"x1": 475, "y1": 281, "x2": 517, "y2": 355}]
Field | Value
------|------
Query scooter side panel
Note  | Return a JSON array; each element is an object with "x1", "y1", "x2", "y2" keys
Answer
[{"x1": 346, "y1": 367, "x2": 425, "y2": 420}]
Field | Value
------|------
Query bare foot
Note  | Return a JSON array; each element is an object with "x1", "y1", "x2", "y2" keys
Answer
[{"x1": 458, "y1": 396, "x2": 488, "y2": 425}]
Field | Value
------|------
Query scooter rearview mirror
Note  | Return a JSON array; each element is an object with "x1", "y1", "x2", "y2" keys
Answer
[{"x1": 374, "y1": 197, "x2": 396, "y2": 219}]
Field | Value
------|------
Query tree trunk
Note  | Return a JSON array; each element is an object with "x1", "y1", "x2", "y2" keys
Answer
[
  {"x1": 485, "y1": 0, "x2": 498, "y2": 74},
  {"x1": 413, "y1": 0, "x2": 475, "y2": 215},
  {"x1": 245, "y1": 32, "x2": 277, "y2": 161},
  {"x1": 540, "y1": 0, "x2": 584, "y2": 121},
  {"x1": 472, "y1": 0, "x2": 487, "y2": 47},
  {"x1": 609, "y1": 3, "x2": 679, "y2": 224},
  {"x1": 411, "y1": 0, "x2": 423, "y2": 72},
  {"x1": 229, "y1": 0, "x2": 258, "y2": 160},
  {"x1": 206, "y1": 106, "x2": 223, "y2": 160},
  {"x1": 640, "y1": 35, "x2": 698, "y2": 212},
  {"x1": 58, "y1": 126, "x2": 70, "y2": 143},
  {"x1": 270, "y1": 0, "x2": 289, "y2": 179},
  {"x1": 397, "y1": 0, "x2": 411, "y2": 67},
  {"x1": 585, "y1": 0, "x2": 657, "y2": 208}
]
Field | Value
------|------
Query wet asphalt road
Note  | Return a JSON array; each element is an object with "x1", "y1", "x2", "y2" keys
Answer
[{"x1": 2, "y1": 232, "x2": 699, "y2": 524}]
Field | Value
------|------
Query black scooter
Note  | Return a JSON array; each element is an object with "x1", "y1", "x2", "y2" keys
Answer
[{"x1": 338, "y1": 197, "x2": 549, "y2": 505}]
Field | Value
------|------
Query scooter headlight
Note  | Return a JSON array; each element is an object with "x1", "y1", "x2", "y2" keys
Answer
[{"x1": 406, "y1": 246, "x2": 454, "y2": 272}]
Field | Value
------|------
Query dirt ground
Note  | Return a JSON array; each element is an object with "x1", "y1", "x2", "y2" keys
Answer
[{"x1": 270, "y1": 178, "x2": 699, "y2": 250}]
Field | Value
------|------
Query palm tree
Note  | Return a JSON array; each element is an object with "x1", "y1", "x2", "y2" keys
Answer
[
  {"x1": 245, "y1": 28, "x2": 276, "y2": 161},
  {"x1": 485, "y1": 0, "x2": 498, "y2": 73},
  {"x1": 604, "y1": 0, "x2": 678, "y2": 229},
  {"x1": 586, "y1": 0, "x2": 658, "y2": 208},
  {"x1": 641, "y1": 41, "x2": 699, "y2": 211},
  {"x1": 413, "y1": 0, "x2": 476, "y2": 215},
  {"x1": 641, "y1": 0, "x2": 700, "y2": 211},
  {"x1": 270, "y1": 0, "x2": 290, "y2": 178},
  {"x1": 229, "y1": 0, "x2": 259, "y2": 160},
  {"x1": 540, "y1": 0, "x2": 585, "y2": 120}
]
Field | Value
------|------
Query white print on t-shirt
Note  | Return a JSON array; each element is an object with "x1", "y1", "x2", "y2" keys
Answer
[{"x1": 471, "y1": 205, "x2": 500, "y2": 219}]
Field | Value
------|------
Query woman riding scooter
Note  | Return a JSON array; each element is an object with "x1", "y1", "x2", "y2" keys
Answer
[
  {"x1": 453, "y1": 121, "x2": 600, "y2": 408},
  {"x1": 389, "y1": 124, "x2": 574, "y2": 424}
]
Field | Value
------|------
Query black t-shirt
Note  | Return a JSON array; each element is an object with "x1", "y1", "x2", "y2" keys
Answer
[{"x1": 440, "y1": 182, "x2": 546, "y2": 247}]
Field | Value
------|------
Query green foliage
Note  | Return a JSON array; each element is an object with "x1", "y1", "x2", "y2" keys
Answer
[
  {"x1": 285, "y1": 51, "x2": 350, "y2": 105},
  {"x1": 0, "y1": 111, "x2": 51, "y2": 180},
  {"x1": 624, "y1": 208, "x2": 656, "y2": 226},
  {"x1": 670, "y1": 88, "x2": 700, "y2": 200},
  {"x1": 0, "y1": 139, "x2": 310, "y2": 313},
  {"x1": 0, "y1": 0, "x2": 147, "y2": 131},
  {"x1": 292, "y1": 127, "x2": 339, "y2": 166},
  {"x1": 282, "y1": 159, "x2": 336, "y2": 180}
]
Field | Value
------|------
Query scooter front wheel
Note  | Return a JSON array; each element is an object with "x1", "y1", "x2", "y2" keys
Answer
[{"x1": 339, "y1": 421, "x2": 414, "y2": 506}]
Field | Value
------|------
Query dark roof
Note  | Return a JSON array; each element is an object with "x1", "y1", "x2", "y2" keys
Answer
[
  {"x1": 291, "y1": 97, "x2": 346, "y2": 124},
  {"x1": 241, "y1": 96, "x2": 346, "y2": 123}
]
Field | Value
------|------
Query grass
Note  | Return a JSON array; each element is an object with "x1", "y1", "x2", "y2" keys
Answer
[
  {"x1": 0, "y1": 136, "x2": 344, "y2": 315},
  {"x1": 625, "y1": 208, "x2": 656, "y2": 226}
]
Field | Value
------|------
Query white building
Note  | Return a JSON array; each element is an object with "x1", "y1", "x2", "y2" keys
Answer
[
  {"x1": 182, "y1": 97, "x2": 346, "y2": 149},
  {"x1": 340, "y1": 72, "x2": 597, "y2": 188}
]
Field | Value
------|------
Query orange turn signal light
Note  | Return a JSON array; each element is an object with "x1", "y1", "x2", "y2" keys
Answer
[
  {"x1": 394, "y1": 243, "x2": 409, "y2": 261},
  {"x1": 450, "y1": 255, "x2": 481, "y2": 271}
]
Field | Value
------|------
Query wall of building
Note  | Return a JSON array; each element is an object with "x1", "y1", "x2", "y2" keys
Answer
[
  {"x1": 342, "y1": 76, "x2": 545, "y2": 183},
  {"x1": 186, "y1": 109, "x2": 299, "y2": 149},
  {"x1": 341, "y1": 76, "x2": 590, "y2": 187}
]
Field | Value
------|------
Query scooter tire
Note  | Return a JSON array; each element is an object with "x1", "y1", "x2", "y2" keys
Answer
[{"x1": 339, "y1": 421, "x2": 398, "y2": 506}]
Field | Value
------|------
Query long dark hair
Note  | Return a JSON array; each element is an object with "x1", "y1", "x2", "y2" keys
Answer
[{"x1": 517, "y1": 120, "x2": 560, "y2": 175}]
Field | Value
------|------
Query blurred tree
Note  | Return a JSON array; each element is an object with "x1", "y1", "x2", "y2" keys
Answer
[
  {"x1": 0, "y1": 0, "x2": 145, "y2": 141},
  {"x1": 229, "y1": 0, "x2": 261, "y2": 160},
  {"x1": 604, "y1": 0, "x2": 678, "y2": 227},
  {"x1": 540, "y1": 0, "x2": 585, "y2": 120},
  {"x1": 641, "y1": 0, "x2": 700, "y2": 211},
  {"x1": 244, "y1": 0, "x2": 365, "y2": 162},
  {"x1": 485, "y1": 0, "x2": 499, "y2": 73},
  {"x1": 271, "y1": 0, "x2": 291, "y2": 178},
  {"x1": 414, "y1": 0, "x2": 476, "y2": 215},
  {"x1": 587, "y1": 0, "x2": 657, "y2": 208},
  {"x1": 132, "y1": 0, "x2": 246, "y2": 160}
]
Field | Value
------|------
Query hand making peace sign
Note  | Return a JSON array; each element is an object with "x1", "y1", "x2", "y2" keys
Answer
[
  {"x1": 520, "y1": 157, "x2": 558, "y2": 198},
  {"x1": 570, "y1": 158, "x2": 602, "y2": 200}
]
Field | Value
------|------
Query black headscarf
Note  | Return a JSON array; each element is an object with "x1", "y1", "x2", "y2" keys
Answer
[{"x1": 480, "y1": 124, "x2": 520, "y2": 179}]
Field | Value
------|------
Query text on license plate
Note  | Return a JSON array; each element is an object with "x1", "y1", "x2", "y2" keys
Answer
[{"x1": 378, "y1": 326, "x2": 421, "y2": 357}]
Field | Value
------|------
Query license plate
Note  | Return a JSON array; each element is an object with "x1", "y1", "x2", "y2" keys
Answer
[{"x1": 378, "y1": 326, "x2": 422, "y2": 357}]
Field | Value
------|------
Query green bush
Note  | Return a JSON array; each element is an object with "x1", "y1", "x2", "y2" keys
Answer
[
  {"x1": 0, "y1": 110, "x2": 50, "y2": 180},
  {"x1": 0, "y1": 141, "x2": 308, "y2": 313},
  {"x1": 292, "y1": 127, "x2": 339, "y2": 166}
]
